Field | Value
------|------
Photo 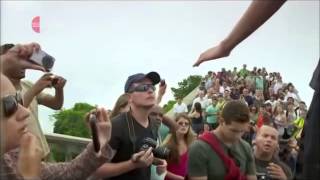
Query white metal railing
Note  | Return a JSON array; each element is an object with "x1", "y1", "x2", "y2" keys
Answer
[{"x1": 45, "y1": 133, "x2": 90, "y2": 161}]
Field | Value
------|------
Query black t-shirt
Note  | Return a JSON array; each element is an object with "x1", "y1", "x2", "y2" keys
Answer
[{"x1": 105, "y1": 112, "x2": 157, "y2": 180}]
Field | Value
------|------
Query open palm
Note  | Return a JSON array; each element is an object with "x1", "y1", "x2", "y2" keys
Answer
[{"x1": 193, "y1": 43, "x2": 231, "y2": 67}]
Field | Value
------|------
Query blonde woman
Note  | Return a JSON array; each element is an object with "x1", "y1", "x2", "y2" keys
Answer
[
  {"x1": 273, "y1": 103, "x2": 287, "y2": 136},
  {"x1": 162, "y1": 113, "x2": 195, "y2": 180}
]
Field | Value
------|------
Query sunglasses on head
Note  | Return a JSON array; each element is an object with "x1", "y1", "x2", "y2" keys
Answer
[
  {"x1": 129, "y1": 84, "x2": 155, "y2": 93},
  {"x1": 1, "y1": 92, "x2": 23, "y2": 117}
]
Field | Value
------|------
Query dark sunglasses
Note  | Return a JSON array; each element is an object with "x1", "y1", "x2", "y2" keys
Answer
[
  {"x1": 129, "y1": 84, "x2": 155, "y2": 93},
  {"x1": 1, "y1": 92, "x2": 23, "y2": 117}
]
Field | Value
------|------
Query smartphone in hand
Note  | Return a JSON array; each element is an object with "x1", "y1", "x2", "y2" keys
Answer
[{"x1": 89, "y1": 114, "x2": 100, "y2": 153}]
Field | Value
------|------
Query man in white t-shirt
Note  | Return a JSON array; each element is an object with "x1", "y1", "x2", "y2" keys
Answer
[
  {"x1": 192, "y1": 90, "x2": 209, "y2": 110},
  {"x1": 284, "y1": 83, "x2": 301, "y2": 102},
  {"x1": 219, "y1": 81, "x2": 231, "y2": 95},
  {"x1": 173, "y1": 97, "x2": 188, "y2": 116}
]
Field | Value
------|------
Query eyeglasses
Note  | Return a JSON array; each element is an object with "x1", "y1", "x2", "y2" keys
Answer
[
  {"x1": 129, "y1": 84, "x2": 155, "y2": 93},
  {"x1": 1, "y1": 92, "x2": 23, "y2": 117},
  {"x1": 178, "y1": 122, "x2": 190, "y2": 127}
]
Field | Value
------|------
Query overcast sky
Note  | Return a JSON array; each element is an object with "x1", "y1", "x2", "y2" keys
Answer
[{"x1": 1, "y1": 0, "x2": 319, "y2": 133}]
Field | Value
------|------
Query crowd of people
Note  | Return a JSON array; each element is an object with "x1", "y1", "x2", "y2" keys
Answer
[
  {"x1": 183, "y1": 65, "x2": 306, "y2": 180},
  {"x1": 0, "y1": 42, "x2": 309, "y2": 180},
  {"x1": 1, "y1": 0, "x2": 319, "y2": 180}
]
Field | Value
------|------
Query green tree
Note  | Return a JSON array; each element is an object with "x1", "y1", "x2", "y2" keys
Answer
[
  {"x1": 163, "y1": 75, "x2": 202, "y2": 112},
  {"x1": 171, "y1": 75, "x2": 202, "y2": 99},
  {"x1": 52, "y1": 102, "x2": 95, "y2": 138},
  {"x1": 50, "y1": 103, "x2": 95, "y2": 162},
  {"x1": 163, "y1": 100, "x2": 176, "y2": 113}
]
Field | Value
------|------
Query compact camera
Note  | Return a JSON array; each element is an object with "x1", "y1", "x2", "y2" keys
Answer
[
  {"x1": 29, "y1": 50, "x2": 55, "y2": 71},
  {"x1": 256, "y1": 172, "x2": 271, "y2": 180}
]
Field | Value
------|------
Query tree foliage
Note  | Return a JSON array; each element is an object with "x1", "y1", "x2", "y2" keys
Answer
[
  {"x1": 170, "y1": 75, "x2": 202, "y2": 99},
  {"x1": 163, "y1": 75, "x2": 202, "y2": 112},
  {"x1": 49, "y1": 103, "x2": 95, "y2": 162},
  {"x1": 163, "y1": 100, "x2": 176, "y2": 113},
  {"x1": 52, "y1": 103, "x2": 95, "y2": 138}
]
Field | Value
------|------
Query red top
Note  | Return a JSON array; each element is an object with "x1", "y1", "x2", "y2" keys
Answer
[
  {"x1": 257, "y1": 113, "x2": 264, "y2": 128},
  {"x1": 165, "y1": 151, "x2": 188, "y2": 180}
]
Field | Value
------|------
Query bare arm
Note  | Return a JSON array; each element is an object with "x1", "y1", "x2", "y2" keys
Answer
[
  {"x1": 156, "y1": 82, "x2": 167, "y2": 105},
  {"x1": 23, "y1": 74, "x2": 65, "y2": 110},
  {"x1": 194, "y1": 0, "x2": 287, "y2": 67},
  {"x1": 38, "y1": 76, "x2": 66, "y2": 110},
  {"x1": 247, "y1": 175, "x2": 258, "y2": 180},
  {"x1": 224, "y1": 0, "x2": 286, "y2": 50},
  {"x1": 165, "y1": 171, "x2": 184, "y2": 180},
  {"x1": 162, "y1": 115, "x2": 179, "y2": 132},
  {"x1": 23, "y1": 74, "x2": 52, "y2": 108},
  {"x1": 189, "y1": 176, "x2": 208, "y2": 180},
  {"x1": 23, "y1": 87, "x2": 44, "y2": 108},
  {"x1": 38, "y1": 88, "x2": 64, "y2": 110}
]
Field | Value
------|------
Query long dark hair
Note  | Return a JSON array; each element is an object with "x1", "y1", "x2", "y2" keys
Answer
[{"x1": 194, "y1": 102, "x2": 202, "y2": 118}]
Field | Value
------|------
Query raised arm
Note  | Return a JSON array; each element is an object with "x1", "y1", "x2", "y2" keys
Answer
[
  {"x1": 162, "y1": 115, "x2": 179, "y2": 132},
  {"x1": 193, "y1": 0, "x2": 287, "y2": 67},
  {"x1": 37, "y1": 75, "x2": 66, "y2": 110}
]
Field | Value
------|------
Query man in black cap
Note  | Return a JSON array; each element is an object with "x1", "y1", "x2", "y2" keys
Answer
[{"x1": 93, "y1": 71, "x2": 163, "y2": 180}]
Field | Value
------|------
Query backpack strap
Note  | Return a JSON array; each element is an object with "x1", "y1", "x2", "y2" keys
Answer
[{"x1": 198, "y1": 132, "x2": 246, "y2": 180}]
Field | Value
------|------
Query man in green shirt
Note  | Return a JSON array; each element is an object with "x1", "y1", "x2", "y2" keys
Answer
[
  {"x1": 238, "y1": 64, "x2": 250, "y2": 78},
  {"x1": 188, "y1": 100, "x2": 257, "y2": 180},
  {"x1": 205, "y1": 97, "x2": 219, "y2": 130}
]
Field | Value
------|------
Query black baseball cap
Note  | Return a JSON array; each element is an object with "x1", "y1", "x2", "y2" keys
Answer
[{"x1": 124, "y1": 71, "x2": 160, "y2": 93}]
